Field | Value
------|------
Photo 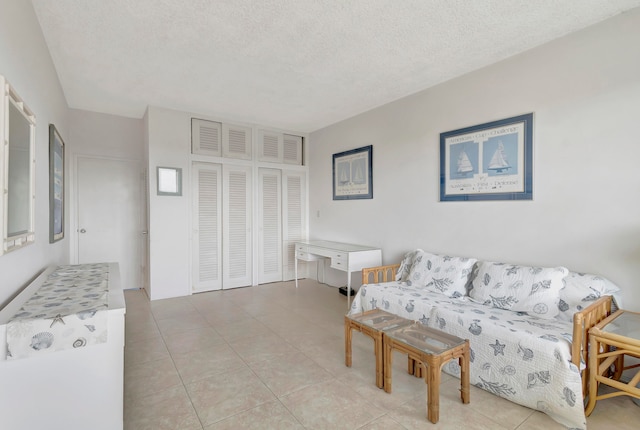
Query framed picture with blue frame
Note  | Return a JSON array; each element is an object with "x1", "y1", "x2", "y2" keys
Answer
[
  {"x1": 439, "y1": 113, "x2": 533, "y2": 201},
  {"x1": 332, "y1": 145, "x2": 373, "y2": 200},
  {"x1": 49, "y1": 124, "x2": 65, "y2": 242}
]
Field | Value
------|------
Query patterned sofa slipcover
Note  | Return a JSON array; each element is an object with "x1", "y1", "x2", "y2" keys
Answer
[{"x1": 348, "y1": 250, "x2": 621, "y2": 430}]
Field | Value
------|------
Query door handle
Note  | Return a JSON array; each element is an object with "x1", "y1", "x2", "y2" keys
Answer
[{"x1": 79, "y1": 228, "x2": 87, "y2": 233}]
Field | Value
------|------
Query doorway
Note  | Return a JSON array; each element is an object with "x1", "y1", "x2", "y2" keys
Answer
[{"x1": 75, "y1": 156, "x2": 145, "y2": 290}]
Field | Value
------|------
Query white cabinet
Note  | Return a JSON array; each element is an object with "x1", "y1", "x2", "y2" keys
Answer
[
  {"x1": 192, "y1": 118, "x2": 222, "y2": 157},
  {"x1": 191, "y1": 118, "x2": 306, "y2": 289},
  {"x1": 258, "y1": 169, "x2": 307, "y2": 283},
  {"x1": 258, "y1": 168, "x2": 282, "y2": 283},
  {"x1": 259, "y1": 129, "x2": 303, "y2": 165},
  {"x1": 0, "y1": 264, "x2": 125, "y2": 430},
  {"x1": 282, "y1": 171, "x2": 306, "y2": 280},
  {"x1": 222, "y1": 123, "x2": 252, "y2": 160},
  {"x1": 192, "y1": 162, "x2": 252, "y2": 291}
]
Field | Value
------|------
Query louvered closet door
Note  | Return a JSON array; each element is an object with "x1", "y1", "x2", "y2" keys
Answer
[
  {"x1": 222, "y1": 165, "x2": 252, "y2": 289},
  {"x1": 282, "y1": 171, "x2": 306, "y2": 280},
  {"x1": 192, "y1": 163, "x2": 222, "y2": 292},
  {"x1": 258, "y1": 168, "x2": 283, "y2": 283}
]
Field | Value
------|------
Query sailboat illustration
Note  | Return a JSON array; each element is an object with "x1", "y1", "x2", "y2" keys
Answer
[
  {"x1": 339, "y1": 167, "x2": 349, "y2": 185},
  {"x1": 353, "y1": 164, "x2": 364, "y2": 183},
  {"x1": 487, "y1": 141, "x2": 510, "y2": 173},
  {"x1": 457, "y1": 151, "x2": 473, "y2": 176}
]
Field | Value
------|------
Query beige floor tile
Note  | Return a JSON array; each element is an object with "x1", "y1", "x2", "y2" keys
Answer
[
  {"x1": 124, "y1": 385, "x2": 202, "y2": 430},
  {"x1": 388, "y1": 393, "x2": 509, "y2": 430},
  {"x1": 162, "y1": 326, "x2": 226, "y2": 355},
  {"x1": 280, "y1": 379, "x2": 385, "y2": 429},
  {"x1": 151, "y1": 297, "x2": 199, "y2": 320},
  {"x1": 228, "y1": 332, "x2": 300, "y2": 365},
  {"x1": 460, "y1": 378, "x2": 534, "y2": 429},
  {"x1": 250, "y1": 351, "x2": 334, "y2": 397},
  {"x1": 124, "y1": 356, "x2": 183, "y2": 400},
  {"x1": 172, "y1": 343, "x2": 247, "y2": 384},
  {"x1": 203, "y1": 400, "x2": 304, "y2": 430},
  {"x1": 200, "y1": 306, "x2": 254, "y2": 326},
  {"x1": 515, "y1": 410, "x2": 574, "y2": 430},
  {"x1": 584, "y1": 388, "x2": 640, "y2": 430},
  {"x1": 341, "y1": 354, "x2": 426, "y2": 413},
  {"x1": 122, "y1": 280, "x2": 638, "y2": 430},
  {"x1": 357, "y1": 414, "x2": 407, "y2": 430},
  {"x1": 300, "y1": 337, "x2": 352, "y2": 378},
  {"x1": 156, "y1": 312, "x2": 210, "y2": 335},
  {"x1": 213, "y1": 317, "x2": 277, "y2": 343},
  {"x1": 125, "y1": 318, "x2": 162, "y2": 345},
  {"x1": 125, "y1": 335, "x2": 170, "y2": 365},
  {"x1": 186, "y1": 367, "x2": 276, "y2": 426}
]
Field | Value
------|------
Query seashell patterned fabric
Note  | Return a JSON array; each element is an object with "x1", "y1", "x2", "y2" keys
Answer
[
  {"x1": 6, "y1": 264, "x2": 109, "y2": 360},
  {"x1": 349, "y1": 279, "x2": 585, "y2": 430},
  {"x1": 405, "y1": 250, "x2": 477, "y2": 298},
  {"x1": 469, "y1": 261, "x2": 568, "y2": 320}
]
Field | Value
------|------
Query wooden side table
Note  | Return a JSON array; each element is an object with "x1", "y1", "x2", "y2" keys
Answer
[
  {"x1": 383, "y1": 322, "x2": 470, "y2": 424},
  {"x1": 345, "y1": 309, "x2": 411, "y2": 388},
  {"x1": 585, "y1": 309, "x2": 640, "y2": 416}
]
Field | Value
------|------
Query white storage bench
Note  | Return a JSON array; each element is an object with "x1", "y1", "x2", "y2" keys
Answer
[{"x1": 0, "y1": 263, "x2": 125, "y2": 430}]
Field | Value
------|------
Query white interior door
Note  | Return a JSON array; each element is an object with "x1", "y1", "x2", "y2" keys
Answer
[
  {"x1": 192, "y1": 163, "x2": 222, "y2": 292},
  {"x1": 282, "y1": 171, "x2": 306, "y2": 281},
  {"x1": 76, "y1": 156, "x2": 142, "y2": 290},
  {"x1": 258, "y1": 168, "x2": 282, "y2": 283},
  {"x1": 222, "y1": 164, "x2": 252, "y2": 289}
]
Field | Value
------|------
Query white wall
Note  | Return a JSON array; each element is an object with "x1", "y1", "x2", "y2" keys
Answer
[
  {"x1": 309, "y1": 9, "x2": 640, "y2": 311},
  {"x1": 0, "y1": 0, "x2": 69, "y2": 308},
  {"x1": 68, "y1": 109, "x2": 144, "y2": 160},
  {"x1": 146, "y1": 106, "x2": 192, "y2": 300}
]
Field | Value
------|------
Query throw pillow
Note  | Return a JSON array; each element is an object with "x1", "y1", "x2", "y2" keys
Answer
[
  {"x1": 556, "y1": 272, "x2": 621, "y2": 322},
  {"x1": 395, "y1": 249, "x2": 423, "y2": 282},
  {"x1": 406, "y1": 250, "x2": 477, "y2": 299},
  {"x1": 469, "y1": 261, "x2": 568, "y2": 319}
]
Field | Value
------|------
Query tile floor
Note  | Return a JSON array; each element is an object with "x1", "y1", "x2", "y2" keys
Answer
[{"x1": 123, "y1": 279, "x2": 640, "y2": 429}]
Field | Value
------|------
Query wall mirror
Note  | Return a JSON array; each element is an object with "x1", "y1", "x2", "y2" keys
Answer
[{"x1": 1, "y1": 75, "x2": 36, "y2": 255}]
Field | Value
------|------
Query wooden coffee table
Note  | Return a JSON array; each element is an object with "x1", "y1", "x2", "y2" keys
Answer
[
  {"x1": 383, "y1": 322, "x2": 470, "y2": 424},
  {"x1": 345, "y1": 309, "x2": 412, "y2": 388}
]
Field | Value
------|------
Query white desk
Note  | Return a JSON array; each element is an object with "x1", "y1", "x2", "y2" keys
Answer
[{"x1": 294, "y1": 240, "x2": 382, "y2": 305}]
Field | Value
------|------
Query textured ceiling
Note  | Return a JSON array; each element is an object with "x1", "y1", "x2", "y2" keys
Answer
[{"x1": 31, "y1": 0, "x2": 640, "y2": 132}]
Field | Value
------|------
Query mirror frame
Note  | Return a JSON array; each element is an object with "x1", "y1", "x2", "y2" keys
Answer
[{"x1": 1, "y1": 75, "x2": 36, "y2": 255}]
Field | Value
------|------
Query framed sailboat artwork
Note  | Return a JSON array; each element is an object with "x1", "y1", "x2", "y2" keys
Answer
[
  {"x1": 332, "y1": 145, "x2": 373, "y2": 200},
  {"x1": 439, "y1": 113, "x2": 533, "y2": 201}
]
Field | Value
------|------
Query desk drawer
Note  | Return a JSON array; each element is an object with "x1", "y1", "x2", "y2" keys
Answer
[
  {"x1": 297, "y1": 251, "x2": 322, "y2": 262},
  {"x1": 330, "y1": 256, "x2": 348, "y2": 271}
]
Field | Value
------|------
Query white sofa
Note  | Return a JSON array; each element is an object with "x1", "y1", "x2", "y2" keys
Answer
[{"x1": 348, "y1": 249, "x2": 621, "y2": 430}]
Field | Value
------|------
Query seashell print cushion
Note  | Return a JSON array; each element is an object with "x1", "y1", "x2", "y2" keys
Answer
[
  {"x1": 395, "y1": 249, "x2": 423, "y2": 281},
  {"x1": 555, "y1": 272, "x2": 621, "y2": 322},
  {"x1": 469, "y1": 261, "x2": 568, "y2": 320},
  {"x1": 406, "y1": 250, "x2": 477, "y2": 299}
]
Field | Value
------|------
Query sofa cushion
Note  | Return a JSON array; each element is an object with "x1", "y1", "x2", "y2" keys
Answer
[
  {"x1": 556, "y1": 272, "x2": 621, "y2": 322},
  {"x1": 406, "y1": 250, "x2": 477, "y2": 298},
  {"x1": 469, "y1": 261, "x2": 568, "y2": 319},
  {"x1": 395, "y1": 249, "x2": 423, "y2": 282}
]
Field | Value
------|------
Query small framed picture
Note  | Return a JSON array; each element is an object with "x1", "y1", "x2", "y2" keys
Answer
[
  {"x1": 49, "y1": 124, "x2": 65, "y2": 243},
  {"x1": 157, "y1": 167, "x2": 182, "y2": 196},
  {"x1": 332, "y1": 145, "x2": 373, "y2": 200}
]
